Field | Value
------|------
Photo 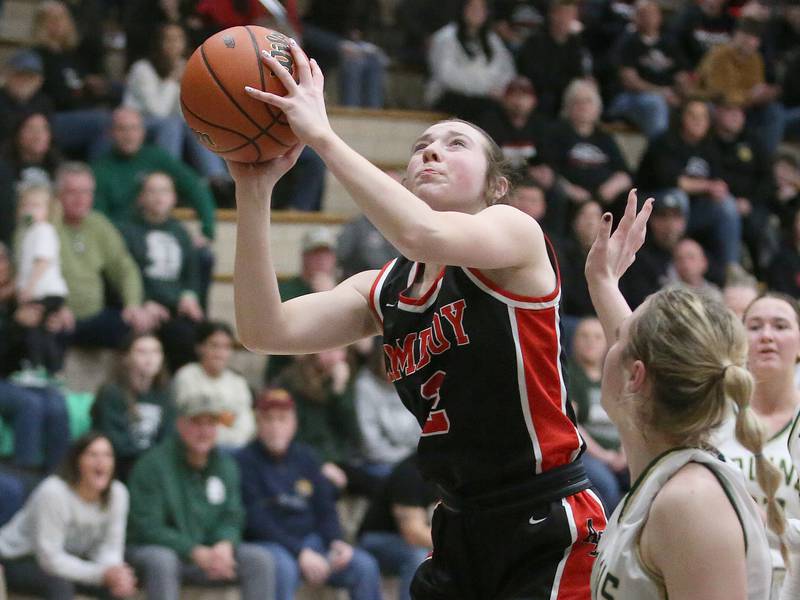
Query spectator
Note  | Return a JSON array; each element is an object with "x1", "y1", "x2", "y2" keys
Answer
[
  {"x1": 567, "y1": 317, "x2": 626, "y2": 511},
  {"x1": 517, "y1": 0, "x2": 589, "y2": 117},
  {"x1": 636, "y1": 99, "x2": 740, "y2": 275},
  {"x1": 478, "y1": 76, "x2": 554, "y2": 183},
  {"x1": 0, "y1": 241, "x2": 25, "y2": 374},
  {"x1": 3, "y1": 112, "x2": 63, "y2": 187},
  {"x1": 547, "y1": 80, "x2": 632, "y2": 211},
  {"x1": 0, "y1": 432, "x2": 137, "y2": 599},
  {"x1": 669, "y1": 0, "x2": 736, "y2": 69},
  {"x1": 0, "y1": 379, "x2": 69, "y2": 473},
  {"x1": 509, "y1": 176, "x2": 549, "y2": 228},
  {"x1": 394, "y1": 0, "x2": 462, "y2": 69},
  {"x1": 236, "y1": 388, "x2": 382, "y2": 600},
  {"x1": 275, "y1": 349, "x2": 365, "y2": 494},
  {"x1": 123, "y1": 23, "x2": 227, "y2": 179},
  {"x1": 768, "y1": 151, "x2": 800, "y2": 231},
  {"x1": 125, "y1": 395, "x2": 276, "y2": 600},
  {"x1": 493, "y1": 0, "x2": 545, "y2": 54},
  {"x1": 0, "y1": 472, "x2": 25, "y2": 527},
  {"x1": 270, "y1": 146, "x2": 328, "y2": 212},
  {"x1": 767, "y1": 205, "x2": 800, "y2": 298},
  {"x1": 0, "y1": 161, "x2": 15, "y2": 246},
  {"x1": 32, "y1": 1, "x2": 115, "y2": 160},
  {"x1": 173, "y1": 321, "x2": 255, "y2": 450},
  {"x1": 13, "y1": 182, "x2": 68, "y2": 374},
  {"x1": 358, "y1": 452, "x2": 437, "y2": 600},
  {"x1": 118, "y1": 172, "x2": 204, "y2": 371},
  {"x1": 620, "y1": 188, "x2": 688, "y2": 308},
  {"x1": 266, "y1": 227, "x2": 339, "y2": 382},
  {"x1": 721, "y1": 272, "x2": 759, "y2": 319},
  {"x1": 0, "y1": 50, "x2": 54, "y2": 143},
  {"x1": 336, "y1": 214, "x2": 397, "y2": 280},
  {"x1": 301, "y1": 0, "x2": 386, "y2": 108},
  {"x1": 556, "y1": 200, "x2": 602, "y2": 326},
  {"x1": 91, "y1": 333, "x2": 176, "y2": 481},
  {"x1": 671, "y1": 237, "x2": 723, "y2": 301},
  {"x1": 91, "y1": 108, "x2": 216, "y2": 243},
  {"x1": 353, "y1": 339, "x2": 420, "y2": 479},
  {"x1": 51, "y1": 162, "x2": 154, "y2": 349},
  {"x1": 696, "y1": 17, "x2": 784, "y2": 153},
  {"x1": 425, "y1": 0, "x2": 516, "y2": 123},
  {"x1": 711, "y1": 97, "x2": 775, "y2": 275},
  {"x1": 607, "y1": 0, "x2": 691, "y2": 138},
  {"x1": 124, "y1": 0, "x2": 208, "y2": 68}
]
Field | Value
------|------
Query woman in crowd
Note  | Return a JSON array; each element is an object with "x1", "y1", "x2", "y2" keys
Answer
[{"x1": 3, "y1": 112, "x2": 63, "y2": 187}]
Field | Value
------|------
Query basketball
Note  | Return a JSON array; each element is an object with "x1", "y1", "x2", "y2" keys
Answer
[{"x1": 180, "y1": 26, "x2": 300, "y2": 163}]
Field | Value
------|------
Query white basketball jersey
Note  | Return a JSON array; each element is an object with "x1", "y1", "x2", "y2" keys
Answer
[
  {"x1": 715, "y1": 415, "x2": 800, "y2": 573},
  {"x1": 789, "y1": 408, "x2": 800, "y2": 482},
  {"x1": 591, "y1": 447, "x2": 772, "y2": 600}
]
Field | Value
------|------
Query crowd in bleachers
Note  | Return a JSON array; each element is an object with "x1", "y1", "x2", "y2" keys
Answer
[{"x1": 0, "y1": 0, "x2": 800, "y2": 597}]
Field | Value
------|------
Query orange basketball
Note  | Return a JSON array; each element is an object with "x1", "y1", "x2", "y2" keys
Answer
[{"x1": 180, "y1": 26, "x2": 300, "y2": 163}]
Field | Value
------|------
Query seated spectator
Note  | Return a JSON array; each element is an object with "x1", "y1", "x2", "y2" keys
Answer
[
  {"x1": 711, "y1": 97, "x2": 775, "y2": 275},
  {"x1": 669, "y1": 0, "x2": 735, "y2": 69},
  {"x1": 768, "y1": 150, "x2": 800, "y2": 231},
  {"x1": 32, "y1": 1, "x2": 115, "y2": 160},
  {"x1": 607, "y1": 0, "x2": 691, "y2": 138},
  {"x1": 620, "y1": 188, "x2": 688, "y2": 308},
  {"x1": 275, "y1": 349, "x2": 366, "y2": 494},
  {"x1": 13, "y1": 182, "x2": 68, "y2": 375},
  {"x1": 0, "y1": 50, "x2": 54, "y2": 143},
  {"x1": 394, "y1": 0, "x2": 462, "y2": 69},
  {"x1": 0, "y1": 432, "x2": 137, "y2": 599},
  {"x1": 266, "y1": 227, "x2": 339, "y2": 382},
  {"x1": 696, "y1": 17, "x2": 784, "y2": 153},
  {"x1": 636, "y1": 99, "x2": 741, "y2": 275},
  {"x1": 300, "y1": 0, "x2": 386, "y2": 108},
  {"x1": 767, "y1": 205, "x2": 800, "y2": 298},
  {"x1": 567, "y1": 317, "x2": 626, "y2": 511},
  {"x1": 3, "y1": 112, "x2": 63, "y2": 187},
  {"x1": 336, "y1": 214, "x2": 397, "y2": 280},
  {"x1": 118, "y1": 172, "x2": 204, "y2": 370},
  {"x1": 425, "y1": 0, "x2": 516, "y2": 123},
  {"x1": 124, "y1": 0, "x2": 209, "y2": 68},
  {"x1": 51, "y1": 162, "x2": 154, "y2": 349},
  {"x1": 173, "y1": 321, "x2": 255, "y2": 449},
  {"x1": 236, "y1": 388, "x2": 382, "y2": 600},
  {"x1": 721, "y1": 272, "x2": 759, "y2": 319},
  {"x1": 0, "y1": 472, "x2": 25, "y2": 527},
  {"x1": 493, "y1": 0, "x2": 545, "y2": 55},
  {"x1": 123, "y1": 23, "x2": 227, "y2": 179},
  {"x1": 509, "y1": 176, "x2": 549, "y2": 228},
  {"x1": 0, "y1": 161, "x2": 15, "y2": 246},
  {"x1": 91, "y1": 108, "x2": 216, "y2": 243},
  {"x1": 270, "y1": 146, "x2": 328, "y2": 212},
  {"x1": 353, "y1": 340, "x2": 420, "y2": 479},
  {"x1": 0, "y1": 242, "x2": 25, "y2": 374},
  {"x1": 516, "y1": 0, "x2": 589, "y2": 117},
  {"x1": 671, "y1": 237, "x2": 723, "y2": 301},
  {"x1": 358, "y1": 452, "x2": 437, "y2": 600},
  {"x1": 0, "y1": 379, "x2": 69, "y2": 473},
  {"x1": 125, "y1": 396, "x2": 275, "y2": 600},
  {"x1": 548, "y1": 80, "x2": 632, "y2": 211},
  {"x1": 91, "y1": 333, "x2": 176, "y2": 481}
]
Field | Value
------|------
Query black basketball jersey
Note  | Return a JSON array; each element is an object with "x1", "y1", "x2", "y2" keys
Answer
[{"x1": 369, "y1": 249, "x2": 583, "y2": 494}]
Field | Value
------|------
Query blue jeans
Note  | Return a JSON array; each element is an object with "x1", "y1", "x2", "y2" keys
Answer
[
  {"x1": 51, "y1": 109, "x2": 112, "y2": 160},
  {"x1": 608, "y1": 91, "x2": 670, "y2": 138},
  {"x1": 68, "y1": 308, "x2": 131, "y2": 349},
  {"x1": 688, "y1": 194, "x2": 741, "y2": 267},
  {"x1": 582, "y1": 454, "x2": 624, "y2": 513},
  {"x1": 747, "y1": 101, "x2": 785, "y2": 155},
  {"x1": 273, "y1": 147, "x2": 326, "y2": 211},
  {"x1": 143, "y1": 115, "x2": 227, "y2": 178},
  {"x1": 0, "y1": 472, "x2": 25, "y2": 526},
  {"x1": 0, "y1": 381, "x2": 70, "y2": 470},
  {"x1": 259, "y1": 535, "x2": 382, "y2": 600},
  {"x1": 359, "y1": 532, "x2": 429, "y2": 600}
]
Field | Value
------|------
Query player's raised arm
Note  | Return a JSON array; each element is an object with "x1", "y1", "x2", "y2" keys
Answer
[
  {"x1": 244, "y1": 40, "x2": 548, "y2": 276},
  {"x1": 231, "y1": 158, "x2": 380, "y2": 355}
]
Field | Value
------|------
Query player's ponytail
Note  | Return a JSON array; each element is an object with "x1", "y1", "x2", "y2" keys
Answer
[{"x1": 728, "y1": 364, "x2": 789, "y2": 565}]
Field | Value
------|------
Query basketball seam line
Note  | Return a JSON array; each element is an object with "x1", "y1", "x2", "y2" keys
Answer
[
  {"x1": 244, "y1": 25, "x2": 279, "y2": 123},
  {"x1": 180, "y1": 99, "x2": 261, "y2": 155}
]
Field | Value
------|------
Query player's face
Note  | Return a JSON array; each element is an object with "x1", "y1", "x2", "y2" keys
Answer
[
  {"x1": 744, "y1": 297, "x2": 800, "y2": 376},
  {"x1": 406, "y1": 122, "x2": 491, "y2": 213},
  {"x1": 600, "y1": 302, "x2": 646, "y2": 422}
]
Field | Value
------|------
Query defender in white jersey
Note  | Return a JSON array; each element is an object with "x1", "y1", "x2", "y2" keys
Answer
[
  {"x1": 592, "y1": 447, "x2": 771, "y2": 599},
  {"x1": 585, "y1": 191, "x2": 777, "y2": 600},
  {"x1": 783, "y1": 407, "x2": 800, "y2": 600},
  {"x1": 716, "y1": 293, "x2": 800, "y2": 598}
]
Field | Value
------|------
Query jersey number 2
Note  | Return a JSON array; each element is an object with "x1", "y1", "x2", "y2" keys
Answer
[{"x1": 421, "y1": 370, "x2": 450, "y2": 437}]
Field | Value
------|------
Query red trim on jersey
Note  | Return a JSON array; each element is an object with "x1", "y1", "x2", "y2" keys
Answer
[
  {"x1": 515, "y1": 306, "x2": 580, "y2": 472},
  {"x1": 554, "y1": 491, "x2": 607, "y2": 599},
  {"x1": 368, "y1": 260, "x2": 395, "y2": 325},
  {"x1": 399, "y1": 266, "x2": 446, "y2": 306},
  {"x1": 466, "y1": 235, "x2": 562, "y2": 303}
]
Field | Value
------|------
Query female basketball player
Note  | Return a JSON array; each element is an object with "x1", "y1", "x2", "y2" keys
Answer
[
  {"x1": 585, "y1": 194, "x2": 774, "y2": 599},
  {"x1": 231, "y1": 39, "x2": 605, "y2": 599},
  {"x1": 716, "y1": 293, "x2": 799, "y2": 598}
]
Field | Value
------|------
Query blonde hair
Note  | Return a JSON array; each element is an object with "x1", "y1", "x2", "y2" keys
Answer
[
  {"x1": 560, "y1": 79, "x2": 603, "y2": 120},
  {"x1": 626, "y1": 288, "x2": 787, "y2": 553},
  {"x1": 34, "y1": 1, "x2": 79, "y2": 51},
  {"x1": 15, "y1": 182, "x2": 57, "y2": 226}
]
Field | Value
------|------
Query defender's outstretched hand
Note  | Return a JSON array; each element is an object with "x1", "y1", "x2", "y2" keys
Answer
[
  {"x1": 585, "y1": 189, "x2": 653, "y2": 286},
  {"x1": 245, "y1": 39, "x2": 332, "y2": 147}
]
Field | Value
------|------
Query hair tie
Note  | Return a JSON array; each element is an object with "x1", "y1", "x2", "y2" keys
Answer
[{"x1": 720, "y1": 364, "x2": 734, "y2": 380}]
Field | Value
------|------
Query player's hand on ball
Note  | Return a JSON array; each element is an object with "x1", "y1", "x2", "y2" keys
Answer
[
  {"x1": 245, "y1": 39, "x2": 332, "y2": 147},
  {"x1": 586, "y1": 189, "x2": 652, "y2": 285}
]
